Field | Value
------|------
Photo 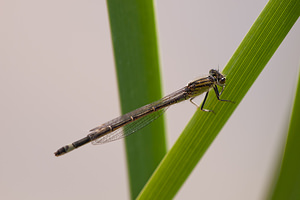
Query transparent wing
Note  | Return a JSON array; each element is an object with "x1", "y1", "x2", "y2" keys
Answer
[
  {"x1": 88, "y1": 87, "x2": 189, "y2": 145},
  {"x1": 90, "y1": 107, "x2": 168, "y2": 144}
]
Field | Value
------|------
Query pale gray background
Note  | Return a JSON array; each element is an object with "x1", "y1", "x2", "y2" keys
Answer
[{"x1": 1, "y1": 1, "x2": 299, "y2": 200}]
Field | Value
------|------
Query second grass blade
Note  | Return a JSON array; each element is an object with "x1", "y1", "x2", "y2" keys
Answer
[{"x1": 106, "y1": 0, "x2": 167, "y2": 199}]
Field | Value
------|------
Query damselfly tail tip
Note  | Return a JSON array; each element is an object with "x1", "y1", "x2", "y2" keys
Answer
[
  {"x1": 54, "y1": 144, "x2": 75, "y2": 157},
  {"x1": 54, "y1": 147, "x2": 65, "y2": 157}
]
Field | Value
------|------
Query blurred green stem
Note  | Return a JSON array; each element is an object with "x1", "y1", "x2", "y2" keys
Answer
[
  {"x1": 270, "y1": 69, "x2": 300, "y2": 199},
  {"x1": 106, "y1": 0, "x2": 167, "y2": 199}
]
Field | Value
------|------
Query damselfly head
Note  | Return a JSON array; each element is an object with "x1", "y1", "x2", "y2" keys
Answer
[{"x1": 209, "y1": 69, "x2": 226, "y2": 86}]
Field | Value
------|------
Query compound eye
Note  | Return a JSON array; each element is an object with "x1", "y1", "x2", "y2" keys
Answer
[{"x1": 219, "y1": 77, "x2": 226, "y2": 84}]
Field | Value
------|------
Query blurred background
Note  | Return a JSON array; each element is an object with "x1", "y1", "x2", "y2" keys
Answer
[{"x1": 0, "y1": 0, "x2": 299, "y2": 199}]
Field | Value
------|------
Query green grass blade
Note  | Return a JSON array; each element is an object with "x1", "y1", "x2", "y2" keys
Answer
[
  {"x1": 137, "y1": 0, "x2": 300, "y2": 199},
  {"x1": 106, "y1": 0, "x2": 167, "y2": 199},
  {"x1": 270, "y1": 69, "x2": 300, "y2": 199}
]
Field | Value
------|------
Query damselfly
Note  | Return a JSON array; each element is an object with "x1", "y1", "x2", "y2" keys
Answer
[{"x1": 54, "y1": 69, "x2": 233, "y2": 157}]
